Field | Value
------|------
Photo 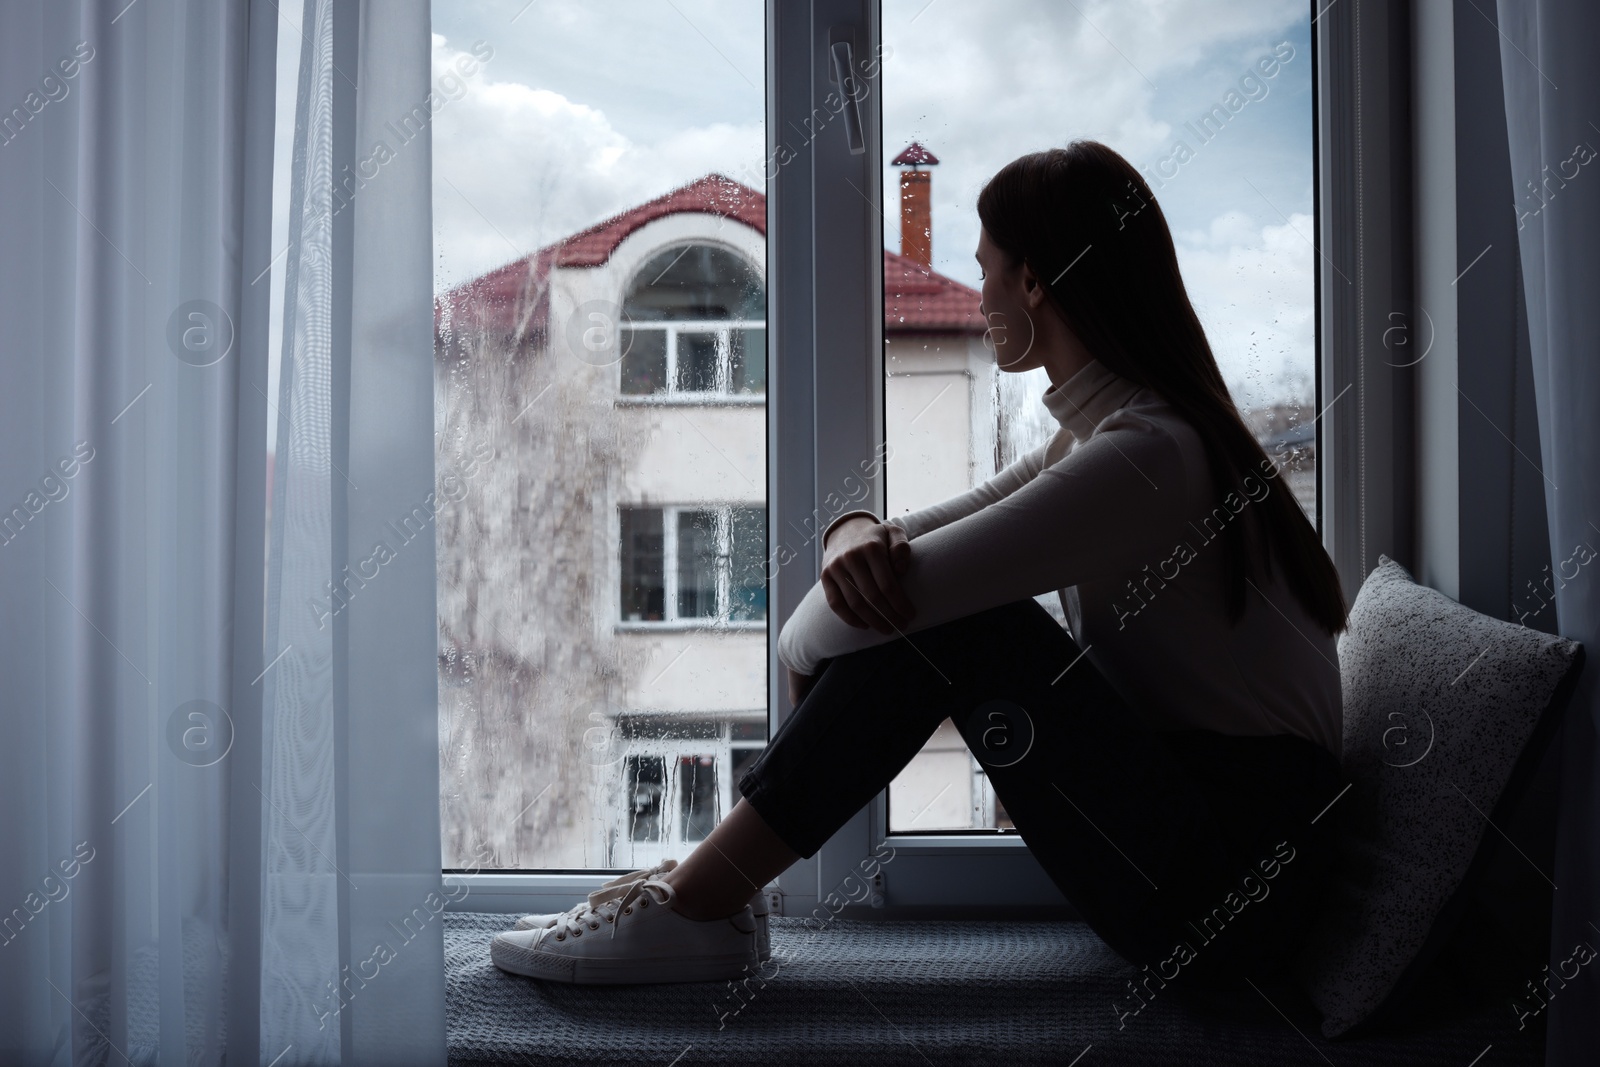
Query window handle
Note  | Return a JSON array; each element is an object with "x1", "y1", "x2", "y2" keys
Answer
[{"x1": 829, "y1": 39, "x2": 866, "y2": 156}]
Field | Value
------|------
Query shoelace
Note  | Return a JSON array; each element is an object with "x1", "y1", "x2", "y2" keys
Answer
[
  {"x1": 584, "y1": 860, "x2": 674, "y2": 910},
  {"x1": 549, "y1": 876, "x2": 676, "y2": 942},
  {"x1": 549, "y1": 897, "x2": 620, "y2": 941},
  {"x1": 521, "y1": 862, "x2": 678, "y2": 931}
]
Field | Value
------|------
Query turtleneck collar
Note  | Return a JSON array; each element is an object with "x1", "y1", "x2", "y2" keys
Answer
[{"x1": 1040, "y1": 358, "x2": 1144, "y2": 446}]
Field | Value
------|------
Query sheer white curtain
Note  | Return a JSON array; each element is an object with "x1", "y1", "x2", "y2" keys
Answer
[
  {"x1": 1495, "y1": 2, "x2": 1600, "y2": 1066},
  {"x1": 261, "y1": 0, "x2": 446, "y2": 1061},
  {"x1": 0, "y1": 0, "x2": 445, "y2": 1063}
]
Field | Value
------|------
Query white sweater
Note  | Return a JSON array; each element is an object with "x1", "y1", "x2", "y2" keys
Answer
[{"x1": 776, "y1": 358, "x2": 1343, "y2": 758}]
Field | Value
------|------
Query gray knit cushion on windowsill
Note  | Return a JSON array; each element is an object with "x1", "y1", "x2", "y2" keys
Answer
[{"x1": 1291, "y1": 555, "x2": 1583, "y2": 1039}]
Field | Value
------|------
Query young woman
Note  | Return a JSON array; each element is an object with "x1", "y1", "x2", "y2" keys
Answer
[{"x1": 491, "y1": 140, "x2": 1349, "y2": 990}]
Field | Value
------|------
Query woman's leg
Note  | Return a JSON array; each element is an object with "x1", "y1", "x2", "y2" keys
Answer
[
  {"x1": 661, "y1": 799, "x2": 799, "y2": 920},
  {"x1": 674, "y1": 597, "x2": 1344, "y2": 983},
  {"x1": 661, "y1": 603, "x2": 1004, "y2": 917},
  {"x1": 889, "y1": 599, "x2": 1348, "y2": 986}
]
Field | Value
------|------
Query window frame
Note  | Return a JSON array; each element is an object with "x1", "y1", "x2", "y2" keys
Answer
[
  {"x1": 615, "y1": 320, "x2": 769, "y2": 404},
  {"x1": 761, "y1": 0, "x2": 1079, "y2": 919},
  {"x1": 615, "y1": 238, "x2": 769, "y2": 402},
  {"x1": 615, "y1": 502, "x2": 768, "y2": 631},
  {"x1": 765, "y1": 0, "x2": 1339, "y2": 920},
  {"x1": 446, "y1": 0, "x2": 1343, "y2": 921}
]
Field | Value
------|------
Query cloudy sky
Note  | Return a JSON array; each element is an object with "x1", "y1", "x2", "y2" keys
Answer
[
  {"x1": 271, "y1": 0, "x2": 1315, "y2": 417},
  {"x1": 428, "y1": 0, "x2": 1314, "y2": 409}
]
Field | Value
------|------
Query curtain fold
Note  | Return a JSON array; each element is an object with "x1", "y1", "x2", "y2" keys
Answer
[
  {"x1": 262, "y1": 0, "x2": 446, "y2": 1061},
  {"x1": 0, "y1": 0, "x2": 445, "y2": 1062},
  {"x1": 1494, "y1": 2, "x2": 1600, "y2": 1065}
]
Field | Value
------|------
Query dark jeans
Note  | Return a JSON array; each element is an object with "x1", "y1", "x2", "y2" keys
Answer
[{"x1": 739, "y1": 598, "x2": 1346, "y2": 987}]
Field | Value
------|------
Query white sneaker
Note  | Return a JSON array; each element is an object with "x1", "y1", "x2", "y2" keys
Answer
[
  {"x1": 513, "y1": 859, "x2": 772, "y2": 962},
  {"x1": 490, "y1": 876, "x2": 761, "y2": 984}
]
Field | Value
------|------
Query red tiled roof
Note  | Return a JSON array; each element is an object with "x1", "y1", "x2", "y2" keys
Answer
[
  {"x1": 555, "y1": 173, "x2": 765, "y2": 267},
  {"x1": 434, "y1": 173, "x2": 983, "y2": 349},
  {"x1": 883, "y1": 247, "x2": 985, "y2": 332}
]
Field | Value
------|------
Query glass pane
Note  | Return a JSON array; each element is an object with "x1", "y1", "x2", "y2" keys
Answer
[
  {"x1": 730, "y1": 327, "x2": 766, "y2": 394},
  {"x1": 728, "y1": 505, "x2": 767, "y2": 621},
  {"x1": 675, "y1": 331, "x2": 721, "y2": 393},
  {"x1": 432, "y1": 2, "x2": 767, "y2": 869},
  {"x1": 678, "y1": 755, "x2": 720, "y2": 842},
  {"x1": 620, "y1": 328, "x2": 668, "y2": 395},
  {"x1": 881, "y1": 1, "x2": 1314, "y2": 831},
  {"x1": 676, "y1": 509, "x2": 719, "y2": 619},
  {"x1": 619, "y1": 507, "x2": 665, "y2": 622},
  {"x1": 626, "y1": 756, "x2": 667, "y2": 843}
]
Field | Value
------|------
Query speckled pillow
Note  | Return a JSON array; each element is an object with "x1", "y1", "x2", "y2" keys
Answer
[{"x1": 1291, "y1": 555, "x2": 1583, "y2": 1039}]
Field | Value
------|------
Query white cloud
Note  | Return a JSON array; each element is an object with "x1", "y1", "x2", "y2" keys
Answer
[
  {"x1": 430, "y1": 34, "x2": 762, "y2": 290},
  {"x1": 1178, "y1": 211, "x2": 1315, "y2": 409}
]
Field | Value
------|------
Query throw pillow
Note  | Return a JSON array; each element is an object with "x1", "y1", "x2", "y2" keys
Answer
[{"x1": 1292, "y1": 555, "x2": 1584, "y2": 1038}]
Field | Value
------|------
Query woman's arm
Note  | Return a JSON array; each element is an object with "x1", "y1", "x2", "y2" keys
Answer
[
  {"x1": 796, "y1": 438, "x2": 1056, "y2": 639},
  {"x1": 818, "y1": 517, "x2": 915, "y2": 632},
  {"x1": 777, "y1": 414, "x2": 1197, "y2": 675},
  {"x1": 817, "y1": 437, "x2": 1054, "y2": 549}
]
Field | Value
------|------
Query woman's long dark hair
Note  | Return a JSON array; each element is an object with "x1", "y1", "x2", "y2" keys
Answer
[{"x1": 977, "y1": 141, "x2": 1348, "y2": 634}]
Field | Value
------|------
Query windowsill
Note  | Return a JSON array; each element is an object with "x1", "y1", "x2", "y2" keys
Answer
[
  {"x1": 883, "y1": 832, "x2": 1028, "y2": 854},
  {"x1": 614, "y1": 620, "x2": 767, "y2": 633},
  {"x1": 440, "y1": 838, "x2": 1069, "y2": 917},
  {"x1": 614, "y1": 394, "x2": 765, "y2": 407}
]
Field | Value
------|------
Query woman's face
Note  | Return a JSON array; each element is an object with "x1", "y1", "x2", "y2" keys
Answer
[{"x1": 976, "y1": 227, "x2": 1042, "y2": 374}]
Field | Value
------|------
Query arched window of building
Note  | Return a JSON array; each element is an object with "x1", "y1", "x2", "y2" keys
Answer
[{"x1": 618, "y1": 243, "x2": 766, "y2": 397}]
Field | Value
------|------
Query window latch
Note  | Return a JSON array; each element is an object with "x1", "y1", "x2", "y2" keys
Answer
[{"x1": 828, "y1": 38, "x2": 866, "y2": 156}]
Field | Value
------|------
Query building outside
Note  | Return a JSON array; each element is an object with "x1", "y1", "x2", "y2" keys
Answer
[{"x1": 432, "y1": 149, "x2": 1315, "y2": 869}]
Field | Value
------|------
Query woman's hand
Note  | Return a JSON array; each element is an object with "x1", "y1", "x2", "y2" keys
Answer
[{"x1": 820, "y1": 516, "x2": 914, "y2": 634}]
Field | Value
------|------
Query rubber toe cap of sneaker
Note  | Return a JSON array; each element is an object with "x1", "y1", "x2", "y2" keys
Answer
[{"x1": 491, "y1": 929, "x2": 576, "y2": 981}]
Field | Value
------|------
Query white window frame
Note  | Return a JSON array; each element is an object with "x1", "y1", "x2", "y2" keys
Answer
[
  {"x1": 616, "y1": 320, "x2": 769, "y2": 404},
  {"x1": 615, "y1": 503, "x2": 767, "y2": 632},
  {"x1": 762, "y1": 0, "x2": 1076, "y2": 919},
  {"x1": 449, "y1": 0, "x2": 1349, "y2": 921}
]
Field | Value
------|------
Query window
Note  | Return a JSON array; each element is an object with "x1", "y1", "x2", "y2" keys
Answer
[
  {"x1": 431, "y1": 1, "x2": 766, "y2": 878},
  {"x1": 757, "y1": 1, "x2": 1318, "y2": 911},
  {"x1": 625, "y1": 755, "x2": 667, "y2": 843},
  {"x1": 620, "y1": 244, "x2": 767, "y2": 399},
  {"x1": 618, "y1": 505, "x2": 767, "y2": 625},
  {"x1": 610, "y1": 714, "x2": 765, "y2": 868},
  {"x1": 433, "y1": 0, "x2": 1319, "y2": 916},
  {"x1": 620, "y1": 745, "x2": 725, "y2": 846}
]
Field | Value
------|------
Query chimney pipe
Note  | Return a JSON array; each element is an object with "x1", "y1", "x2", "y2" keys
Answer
[{"x1": 892, "y1": 142, "x2": 940, "y2": 270}]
